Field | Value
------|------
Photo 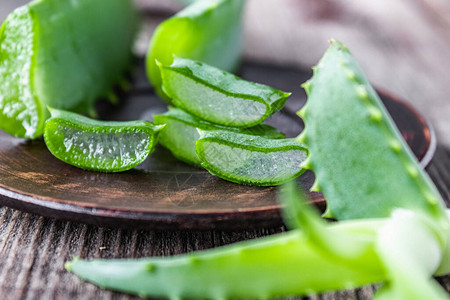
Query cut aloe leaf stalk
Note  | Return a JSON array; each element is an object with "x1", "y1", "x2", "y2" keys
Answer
[
  {"x1": 158, "y1": 57, "x2": 291, "y2": 127},
  {"x1": 196, "y1": 130, "x2": 307, "y2": 186},
  {"x1": 154, "y1": 107, "x2": 285, "y2": 166},
  {"x1": 0, "y1": 0, "x2": 137, "y2": 139},
  {"x1": 44, "y1": 109, "x2": 164, "y2": 172},
  {"x1": 147, "y1": 0, "x2": 245, "y2": 101}
]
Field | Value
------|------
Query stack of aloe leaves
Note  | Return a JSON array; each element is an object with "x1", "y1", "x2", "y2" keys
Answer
[
  {"x1": 153, "y1": 56, "x2": 307, "y2": 186},
  {"x1": 1, "y1": 0, "x2": 450, "y2": 298}
]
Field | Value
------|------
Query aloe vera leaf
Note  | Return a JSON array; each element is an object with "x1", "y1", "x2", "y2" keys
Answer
[
  {"x1": 153, "y1": 107, "x2": 285, "y2": 166},
  {"x1": 146, "y1": 0, "x2": 245, "y2": 101},
  {"x1": 195, "y1": 130, "x2": 307, "y2": 186},
  {"x1": 44, "y1": 108, "x2": 164, "y2": 172},
  {"x1": 297, "y1": 40, "x2": 448, "y2": 230},
  {"x1": 373, "y1": 209, "x2": 450, "y2": 300},
  {"x1": 158, "y1": 57, "x2": 291, "y2": 127},
  {"x1": 0, "y1": 0, "x2": 137, "y2": 139},
  {"x1": 67, "y1": 217, "x2": 387, "y2": 300}
]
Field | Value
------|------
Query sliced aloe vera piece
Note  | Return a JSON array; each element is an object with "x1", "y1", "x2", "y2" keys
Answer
[
  {"x1": 154, "y1": 107, "x2": 285, "y2": 166},
  {"x1": 0, "y1": 0, "x2": 137, "y2": 139},
  {"x1": 159, "y1": 57, "x2": 291, "y2": 127},
  {"x1": 196, "y1": 130, "x2": 307, "y2": 186},
  {"x1": 147, "y1": 0, "x2": 245, "y2": 101},
  {"x1": 44, "y1": 109, "x2": 164, "y2": 172}
]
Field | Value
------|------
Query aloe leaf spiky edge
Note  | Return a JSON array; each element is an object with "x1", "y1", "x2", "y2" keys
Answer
[
  {"x1": 158, "y1": 57, "x2": 291, "y2": 127},
  {"x1": 296, "y1": 39, "x2": 450, "y2": 297},
  {"x1": 296, "y1": 40, "x2": 448, "y2": 232}
]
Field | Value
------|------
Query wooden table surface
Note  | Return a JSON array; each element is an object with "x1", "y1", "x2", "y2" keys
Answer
[{"x1": 1, "y1": 1, "x2": 450, "y2": 299}]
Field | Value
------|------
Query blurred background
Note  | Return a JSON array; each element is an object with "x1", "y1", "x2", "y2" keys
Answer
[{"x1": 1, "y1": 0, "x2": 450, "y2": 146}]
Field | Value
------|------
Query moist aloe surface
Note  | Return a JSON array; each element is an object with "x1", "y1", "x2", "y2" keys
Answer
[
  {"x1": 44, "y1": 109, "x2": 164, "y2": 172},
  {"x1": 196, "y1": 130, "x2": 307, "y2": 186},
  {"x1": 159, "y1": 57, "x2": 291, "y2": 127},
  {"x1": 154, "y1": 107, "x2": 285, "y2": 166}
]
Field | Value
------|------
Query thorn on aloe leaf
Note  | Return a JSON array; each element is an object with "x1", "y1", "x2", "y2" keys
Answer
[
  {"x1": 296, "y1": 131, "x2": 307, "y2": 144},
  {"x1": 300, "y1": 157, "x2": 313, "y2": 170},
  {"x1": 302, "y1": 80, "x2": 312, "y2": 95},
  {"x1": 367, "y1": 106, "x2": 383, "y2": 122},
  {"x1": 322, "y1": 206, "x2": 334, "y2": 219},
  {"x1": 310, "y1": 180, "x2": 321, "y2": 192}
]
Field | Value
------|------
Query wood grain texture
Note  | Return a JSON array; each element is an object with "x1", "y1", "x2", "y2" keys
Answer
[{"x1": 1, "y1": 0, "x2": 450, "y2": 299}]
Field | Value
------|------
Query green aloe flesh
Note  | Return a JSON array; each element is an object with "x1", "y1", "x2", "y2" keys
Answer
[
  {"x1": 159, "y1": 57, "x2": 291, "y2": 127},
  {"x1": 195, "y1": 130, "x2": 307, "y2": 186},
  {"x1": 0, "y1": 0, "x2": 137, "y2": 139},
  {"x1": 153, "y1": 107, "x2": 285, "y2": 166},
  {"x1": 146, "y1": 0, "x2": 245, "y2": 101},
  {"x1": 296, "y1": 40, "x2": 448, "y2": 229},
  {"x1": 44, "y1": 109, "x2": 164, "y2": 172}
]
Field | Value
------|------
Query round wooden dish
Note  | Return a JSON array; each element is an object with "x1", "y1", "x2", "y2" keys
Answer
[{"x1": 0, "y1": 61, "x2": 435, "y2": 230}]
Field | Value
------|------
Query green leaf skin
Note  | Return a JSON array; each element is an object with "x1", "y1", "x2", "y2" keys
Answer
[
  {"x1": 146, "y1": 0, "x2": 245, "y2": 101},
  {"x1": 196, "y1": 130, "x2": 307, "y2": 186},
  {"x1": 67, "y1": 218, "x2": 387, "y2": 300},
  {"x1": 297, "y1": 40, "x2": 448, "y2": 233},
  {"x1": 44, "y1": 108, "x2": 164, "y2": 172},
  {"x1": 159, "y1": 57, "x2": 291, "y2": 127},
  {"x1": 0, "y1": 0, "x2": 137, "y2": 139},
  {"x1": 153, "y1": 107, "x2": 285, "y2": 166}
]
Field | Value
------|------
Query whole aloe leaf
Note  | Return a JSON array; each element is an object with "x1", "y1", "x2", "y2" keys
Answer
[{"x1": 297, "y1": 40, "x2": 447, "y2": 230}]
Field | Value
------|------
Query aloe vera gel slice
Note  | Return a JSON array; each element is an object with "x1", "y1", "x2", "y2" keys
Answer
[
  {"x1": 44, "y1": 109, "x2": 164, "y2": 172},
  {"x1": 159, "y1": 58, "x2": 291, "y2": 127},
  {"x1": 147, "y1": 0, "x2": 245, "y2": 100},
  {"x1": 0, "y1": 0, "x2": 137, "y2": 139},
  {"x1": 154, "y1": 107, "x2": 284, "y2": 166},
  {"x1": 196, "y1": 130, "x2": 307, "y2": 186}
]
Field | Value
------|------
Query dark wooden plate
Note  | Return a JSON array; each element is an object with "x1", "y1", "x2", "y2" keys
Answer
[{"x1": 0, "y1": 60, "x2": 435, "y2": 230}]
